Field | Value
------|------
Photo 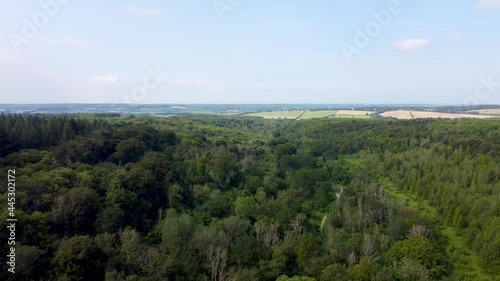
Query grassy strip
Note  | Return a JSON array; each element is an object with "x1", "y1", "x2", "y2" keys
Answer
[
  {"x1": 298, "y1": 110, "x2": 337, "y2": 120},
  {"x1": 379, "y1": 178, "x2": 492, "y2": 281}
]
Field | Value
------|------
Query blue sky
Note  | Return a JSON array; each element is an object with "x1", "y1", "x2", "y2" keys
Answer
[{"x1": 0, "y1": 0, "x2": 499, "y2": 104}]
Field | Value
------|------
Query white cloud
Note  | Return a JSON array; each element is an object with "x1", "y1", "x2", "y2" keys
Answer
[
  {"x1": 263, "y1": 20, "x2": 308, "y2": 25},
  {"x1": 407, "y1": 22, "x2": 446, "y2": 27},
  {"x1": 0, "y1": 53, "x2": 17, "y2": 61},
  {"x1": 477, "y1": 0, "x2": 500, "y2": 9},
  {"x1": 194, "y1": 79, "x2": 223, "y2": 91},
  {"x1": 162, "y1": 77, "x2": 223, "y2": 91},
  {"x1": 257, "y1": 83, "x2": 266, "y2": 89},
  {"x1": 70, "y1": 8, "x2": 103, "y2": 19},
  {"x1": 61, "y1": 37, "x2": 97, "y2": 48},
  {"x1": 393, "y1": 38, "x2": 429, "y2": 52},
  {"x1": 43, "y1": 36, "x2": 98, "y2": 48},
  {"x1": 120, "y1": 6, "x2": 166, "y2": 15},
  {"x1": 0, "y1": 38, "x2": 18, "y2": 62},
  {"x1": 89, "y1": 73, "x2": 119, "y2": 85},
  {"x1": 163, "y1": 78, "x2": 190, "y2": 86},
  {"x1": 0, "y1": 47, "x2": 17, "y2": 61},
  {"x1": 448, "y1": 32, "x2": 462, "y2": 41}
]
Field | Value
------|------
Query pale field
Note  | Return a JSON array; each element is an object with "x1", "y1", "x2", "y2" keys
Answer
[
  {"x1": 336, "y1": 110, "x2": 375, "y2": 116},
  {"x1": 381, "y1": 111, "x2": 495, "y2": 120},
  {"x1": 380, "y1": 111, "x2": 414, "y2": 119},
  {"x1": 467, "y1": 109, "x2": 500, "y2": 115},
  {"x1": 245, "y1": 111, "x2": 304, "y2": 119},
  {"x1": 333, "y1": 115, "x2": 372, "y2": 119}
]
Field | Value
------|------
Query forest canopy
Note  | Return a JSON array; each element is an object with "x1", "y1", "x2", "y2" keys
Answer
[{"x1": 0, "y1": 114, "x2": 499, "y2": 281}]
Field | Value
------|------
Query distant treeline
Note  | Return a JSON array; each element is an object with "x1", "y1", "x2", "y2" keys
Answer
[{"x1": 435, "y1": 104, "x2": 500, "y2": 113}]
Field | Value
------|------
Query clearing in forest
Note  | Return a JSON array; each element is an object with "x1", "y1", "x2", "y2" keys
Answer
[{"x1": 379, "y1": 178, "x2": 491, "y2": 280}]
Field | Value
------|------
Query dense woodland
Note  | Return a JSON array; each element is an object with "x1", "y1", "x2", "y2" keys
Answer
[{"x1": 0, "y1": 114, "x2": 499, "y2": 281}]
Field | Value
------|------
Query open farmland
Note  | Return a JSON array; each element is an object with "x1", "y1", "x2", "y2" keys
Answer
[
  {"x1": 333, "y1": 114, "x2": 372, "y2": 119},
  {"x1": 298, "y1": 110, "x2": 337, "y2": 119},
  {"x1": 467, "y1": 109, "x2": 500, "y2": 115},
  {"x1": 247, "y1": 110, "x2": 376, "y2": 120},
  {"x1": 381, "y1": 110, "x2": 495, "y2": 120},
  {"x1": 245, "y1": 111, "x2": 304, "y2": 119},
  {"x1": 336, "y1": 110, "x2": 375, "y2": 116}
]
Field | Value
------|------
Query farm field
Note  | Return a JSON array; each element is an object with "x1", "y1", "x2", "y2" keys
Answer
[
  {"x1": 467, "y1": 109, "x2": 500, "y2": 115},
  {"x1": 336, "y1": 110, "x2": 375, "y2": 116},
  {"x1": 381, "y1": 110, "x2": 495, "y2": 120},
  {"x1": 298, "y1": 110, "x2": 337, "y2": 120},
  {"x1": 247, "y1": 110, "x2": 375, "y2": 120},
  {"x1": 245, "y1": 110, "x2": 304, "y2": 119},
  {"x1": 333, "y1": 115, "x2": 372, "y2": 119}
]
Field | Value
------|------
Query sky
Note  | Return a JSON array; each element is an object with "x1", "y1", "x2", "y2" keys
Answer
[{"x1": 0, "y1": 0, "x2": 499, "y2": 104}]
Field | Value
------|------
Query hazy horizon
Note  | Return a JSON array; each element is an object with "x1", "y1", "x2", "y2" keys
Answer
[{"x1": 0, "y1": 101, "x2": 499, "y2": 106}]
